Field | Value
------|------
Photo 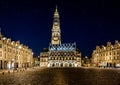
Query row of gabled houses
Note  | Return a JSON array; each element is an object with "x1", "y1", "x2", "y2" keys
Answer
[
  {"x1": 92, "y1": 40, "x2": 120, "y2": 68},
  {"x1": 0, "y1": 31, "x2": 34, "y2": 70}
]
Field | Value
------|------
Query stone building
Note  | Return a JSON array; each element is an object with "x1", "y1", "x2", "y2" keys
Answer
[
  {"x1": 92, "y1": 40, "x2": 120, "y2": 67},
  {"x1": 33, "y1": 57, "x2": 40, "y2": 67},
  {"x1": 0, "y1": 31, "x2": 34, "y2": 69},
  {"x1": 40, "y1": 52, "x2": 48, "y2": 67},
  {"x1": 48, "y1": 43, "x2": 81, "y2": 67},
  {"x1": 40, "y1": 6, "x2": 81, "y2": 67}
]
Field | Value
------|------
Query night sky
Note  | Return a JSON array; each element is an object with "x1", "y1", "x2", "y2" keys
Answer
[{"x1": 0, "y1": 0, "x2": 120, "y2": 57}]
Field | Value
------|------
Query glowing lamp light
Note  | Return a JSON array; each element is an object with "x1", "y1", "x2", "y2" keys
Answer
[
  {"x1": 11, "y1": 42, "x2": 14, "y2": 45},
  {"x1": 75, "y1": 64, "x2": 77, "y2": 67},
  {"x1": 48, "y1": 64, "x2": 50, "y2": 67},
  {"x1": 19, "y1": 45, "x2": 22, "y2": 49},
  {"x1": 7, "y1": 63, "x2": 11, "y2": 69},
  {"x1": 116, "y1": 64, "x2": 120, "y2": 68},
  {"x1": 3, "y1": 37, "x2": 6, "y2": 40}
]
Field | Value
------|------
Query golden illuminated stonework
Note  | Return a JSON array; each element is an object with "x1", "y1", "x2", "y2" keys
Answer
[
  {"x1": 0, "y1": 30, "x2": 34, "y2": 69},
  {"x1": 92, "y1": 40, "x2": 120, "y2": 68},
  {"x1": 40, "y1": 6, "x2": 81, "y2": 67}
]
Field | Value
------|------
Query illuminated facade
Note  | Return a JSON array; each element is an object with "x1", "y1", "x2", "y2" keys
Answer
[
  {"x1": 51, "y1": 6, "x2": 61, "y2": 45},
  {"x1": 0, "y1": 31, "x2": 34, "y2": 69},
  {"x1": 92, "y1": 40, "x2": 120, "y2": 67},
  {"x1": 40, "y1": 52, "x2": 48, "y2": 67},
  {"x1": 40, "y1": 6, "x2": 81, "y2": 67},
  {"x1": 48, "y1": 43, "x2": 81, "y2": 67}
]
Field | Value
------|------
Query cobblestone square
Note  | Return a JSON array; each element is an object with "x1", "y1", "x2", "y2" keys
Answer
[{"x1": 0, "y1": 68, "x2": 120, "y2": 85}]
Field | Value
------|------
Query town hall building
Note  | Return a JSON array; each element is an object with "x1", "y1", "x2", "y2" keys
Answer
[{"x1": 40, "y1": 6, "x2": 81, "y2": 67}]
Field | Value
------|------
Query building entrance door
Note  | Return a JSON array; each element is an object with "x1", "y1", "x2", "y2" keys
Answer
[
  {"x1": 69, "y1": 63, "x2": 72, "y2": 67},
  {"x1": 52, "y1": 63, "x2": 55, "y2": 67},
  {"x1": 0, "y1": 60, "x2": 2, "y2": 69},
  {"x1": 60, "y1": 63, "x2": 63, "y2": 67}
]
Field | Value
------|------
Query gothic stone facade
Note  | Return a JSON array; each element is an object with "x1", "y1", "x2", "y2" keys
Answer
[
  {"x1": 40, "y1": 6, "x2": 81, "y2": 67},
  {"x1": 48, "y1": 43, "x2": 81, "y2": 67}
]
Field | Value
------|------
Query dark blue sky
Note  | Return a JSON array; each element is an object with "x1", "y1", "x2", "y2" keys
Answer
[{"x1": 0, "y1": 0, "x2": 120, "y2": 57}]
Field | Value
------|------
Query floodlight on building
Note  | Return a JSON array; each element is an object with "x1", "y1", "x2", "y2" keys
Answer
[
  {"x1": 11, "y1": 41, "x2": 14, "y2": 45},
  {"x1": 19, "y1": 45, "x2": 22, "y2": 49},
  {"x1": 75, "y1": 63, "x2": 78, "y2": 67},
  {"x1": 96, "y1": 54, "x2": 99, "y2": 56},
  {"x1": 3, "y1": 37, "x2": 6, "y2": 40},
  {"x1": 85, "y1": 56, "x2": 88, "y2": 58},
  {"x1": 32, "y1": 52, "x2": 34, "y2": 55},
  {"x1": 48, "y1": 64, "x2": 50, "y2": 67}
]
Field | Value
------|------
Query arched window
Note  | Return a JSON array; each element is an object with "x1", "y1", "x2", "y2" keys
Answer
[
  {"x1": 68, "y1": 57, "x2": 69, "y2": 60},
  {"x1": 55, "y1": 57, "x2": 57, "y2": 60}
]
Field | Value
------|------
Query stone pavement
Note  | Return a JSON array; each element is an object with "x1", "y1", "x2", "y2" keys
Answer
[{"x1": 0, "y1": 67, "x2": 120, "y2": 85}]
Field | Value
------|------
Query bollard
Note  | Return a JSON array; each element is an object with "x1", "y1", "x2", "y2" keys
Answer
[
  {"x1": 8, "y1": 71, "x2": 10, "y2": 74},
  {"x1": 2, "y1": 72, "x2": 4, "y2": 75}
]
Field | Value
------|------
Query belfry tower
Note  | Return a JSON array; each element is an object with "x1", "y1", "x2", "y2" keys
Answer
[
  {"x1": 40, "y1": 6, "x2": 81, "y2": 68},
  {"x1": 51, "y1": 6, "x2": 61, "y2": 45}
]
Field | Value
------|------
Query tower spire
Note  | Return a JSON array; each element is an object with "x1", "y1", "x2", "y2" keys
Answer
[
  {"x1": 54, "y1": 5, "x2": 59, "y2": 18},
  {"x1": 55, "y1": 5, "x2": 57, "y2": 11},
  {"x1": 51, "y1": 6, "x2": 61, "y2": 45}
]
